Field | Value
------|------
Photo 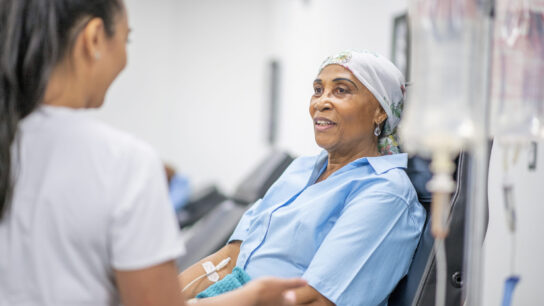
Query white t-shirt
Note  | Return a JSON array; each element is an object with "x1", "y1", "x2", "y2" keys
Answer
[{"x1": 0, "y1": 106, "x2": 185, "y2": 306}]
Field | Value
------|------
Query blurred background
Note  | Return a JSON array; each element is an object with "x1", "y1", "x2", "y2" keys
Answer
[
  {"x1": 96, "y1": 0, "x2": 407, "y2": 192},
  {"x1": 92, "y1": 1, "x2": 543, "y2": 305}
]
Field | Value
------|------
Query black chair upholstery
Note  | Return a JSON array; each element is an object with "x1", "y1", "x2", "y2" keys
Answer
[
  {"x1": 231, "y1": 150, "x2": 294, "y2": 205},
  {"x1": 388, "y1": 155, "x2": 436, "y2": 306},
  {"x1": 408, "y1": 153, "x2": 469, "y2": 306},
  {"x1": 178, "y1": 186, "x2": 227, "y2": 228},
  {"x1": 389, "y1": 150, "x2": 490, "y2": 306}
]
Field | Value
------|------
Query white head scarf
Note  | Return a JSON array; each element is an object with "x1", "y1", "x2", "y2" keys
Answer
[{"x1": 318, "y1": 50, "x2": 406, "y2": 155}]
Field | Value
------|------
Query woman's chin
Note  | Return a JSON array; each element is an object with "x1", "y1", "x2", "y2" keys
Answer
[{"x1": 314, "y1": 138, "x2": 334, "y2": 152}]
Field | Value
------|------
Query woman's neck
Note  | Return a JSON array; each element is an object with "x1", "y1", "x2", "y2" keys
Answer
[
  {"x1": 42, "y1": 63, "x2": 89, "y2": 109},
  {"x1": 317, "y1": 145, "x2": 380, "y2": 183}
]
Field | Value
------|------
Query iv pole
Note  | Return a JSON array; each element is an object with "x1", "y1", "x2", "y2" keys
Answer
[
  {"x1": 403, "y1": 0, "x2": 497, "y2": 303},
  {"x1": 463, "y1": 0, "x2": 494, "y2": 305}
]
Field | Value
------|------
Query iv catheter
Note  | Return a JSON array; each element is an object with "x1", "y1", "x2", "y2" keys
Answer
[{"x1": 182, "y1": 257, "x2": 231, "y2": 292}]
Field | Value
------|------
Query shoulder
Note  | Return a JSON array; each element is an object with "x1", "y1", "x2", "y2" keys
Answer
[
  {"x1": 84, "y1": 115, "x2": 153, "y2": 150},
  {"x1": 378, "y1": 167, "x2": 414, "y2": 192},
  {"x1": 27, "y1": 107, "x2": 162, "y2": 173},
  {"x1": 72, "y1": 116, "x2": 167, "y2": 209},
  {"x1": 84, "y1": 121, "x2": 165, "y2": 186},
  {"x1": 71, "y1": 113, "x2": 159, "y2": 166},
  {"x1": 361, "y1": 154, "x2": 416, "y2": 200},
  {"x1": 349, "y1": 166, "x2": 417, "y2": 208},
  {"x1": 345, "y1": 167, "x2": 425, "y2": 227}
]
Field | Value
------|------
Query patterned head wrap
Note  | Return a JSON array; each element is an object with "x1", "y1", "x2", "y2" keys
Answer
[{"x1": 318, "y1": 50, "x2": 406, "y2": 155}]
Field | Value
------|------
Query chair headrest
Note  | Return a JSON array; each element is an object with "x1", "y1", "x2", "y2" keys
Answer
[{"x1": 405, "y1": 156, "x2": 433, "y2": 211}]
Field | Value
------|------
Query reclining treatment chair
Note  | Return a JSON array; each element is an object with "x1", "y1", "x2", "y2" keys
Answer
[{"x1": 389, "y1": 151, "x2": 489, "y2": 306}]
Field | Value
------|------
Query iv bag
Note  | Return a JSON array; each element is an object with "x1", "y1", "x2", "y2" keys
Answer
[
  {"x1": 401, "y1": 0, "x2": 490, "y2": 156},
  {"x1": 490, "y1": 0, "x2": 544, "y2": 141}
]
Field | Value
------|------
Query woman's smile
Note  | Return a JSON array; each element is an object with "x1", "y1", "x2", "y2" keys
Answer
[{"x1": 313, "y1": 117, "x2": 337, "y2": 132}]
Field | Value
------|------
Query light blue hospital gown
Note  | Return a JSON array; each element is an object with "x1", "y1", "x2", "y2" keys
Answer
[{"x1": 229, "y1": 151, "x2": 426, "y2": 306}]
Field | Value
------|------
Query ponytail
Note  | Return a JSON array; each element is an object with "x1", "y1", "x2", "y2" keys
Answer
[{"x1": 0, "y1": 0, "x2": 121, "y2": 220}]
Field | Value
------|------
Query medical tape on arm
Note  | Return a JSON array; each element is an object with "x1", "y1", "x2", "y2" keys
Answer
[
  {"x1": 182, "y1": 257, "x2": 231, "y2": 292},
  {"x1": 201, "y1": 261, "x2": 220, "y2": 282}
]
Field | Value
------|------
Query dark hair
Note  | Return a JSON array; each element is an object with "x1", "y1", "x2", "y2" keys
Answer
[{"x1": 0, "y1": 0, "x2": 122, "y2": 220}]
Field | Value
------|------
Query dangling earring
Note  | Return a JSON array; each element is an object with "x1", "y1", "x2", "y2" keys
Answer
[
  {"x1": 94, "y1": 51, "x2": 101, "y2": 60},
  {"x1": 374, "y1": 126, "x2": 381, "y2": 137}
]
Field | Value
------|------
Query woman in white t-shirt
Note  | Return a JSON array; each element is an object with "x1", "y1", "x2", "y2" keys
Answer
[{"x1": 0, "y1": 1, "x2": 304, "y2": 305}]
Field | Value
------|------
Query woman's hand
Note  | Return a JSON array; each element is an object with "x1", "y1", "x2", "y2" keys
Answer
[
  {"x1": 244, "y1": 277, "x2": 307, "y2": 306},
  {"x1": 192, "y1": 277, "x2": 306, "y2": 306}
]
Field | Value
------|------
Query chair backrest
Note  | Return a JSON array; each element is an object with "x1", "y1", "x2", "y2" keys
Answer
[
  {"x1": 388, "y1": 155, "x2": 435, "y2": 305},
  {"x1": 177, "y1": 150, "x2": 294, "y2": 270},
  {"x1": 232, "y1": 151, "x2": 294, "y2": 205},
  {"x1": 389, "y1": 153, "x2": 469, "y2": 306}
]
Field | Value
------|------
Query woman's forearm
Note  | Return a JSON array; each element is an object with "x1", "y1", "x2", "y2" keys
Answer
[
  {"x1": 193, "y1": 277, "x2": 306, "y2": 306},
  {"x1": 178, "y1": 240, "x2": 242, "y2": 298},
  {"x1": 191, "y1": 283, "x2": 257, "y2": 306}
]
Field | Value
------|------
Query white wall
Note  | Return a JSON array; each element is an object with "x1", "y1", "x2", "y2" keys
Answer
[
  {"x1": 96, "y1": 0, "x2": 272, "y2": 192},
  {"x1": 483, "y1": 141, "x2": 544, "y2": 305}
]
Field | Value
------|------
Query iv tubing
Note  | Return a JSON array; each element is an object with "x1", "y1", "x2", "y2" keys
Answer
[
  {"x1": 464, "y1": 2, "x2": 493, "y2": 304},
  {"x1": 428, "y1": 150, "x2": 456, "y2": 238},
  {"x1": 435, "y1": 238, "x2": 447, "y2": 306},
  {"x1": 464, "y1": 142, "x2": 491, "y2": 306},
  {"x1": 428, "y1": 150, "x2": 455, "y2": 306}
]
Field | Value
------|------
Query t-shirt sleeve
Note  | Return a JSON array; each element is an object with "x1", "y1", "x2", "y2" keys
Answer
[
  {"x1": 109, "y1": 145, "x2": 185, "y2": 270},
  {"x1": 302, "y1": 191, "x2": 423, "y2": 305},
  {"x1": 228, "y1": 199, "x2": 262, "y2": 243}
]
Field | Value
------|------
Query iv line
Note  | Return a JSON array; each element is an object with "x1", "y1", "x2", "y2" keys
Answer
[{"x1": 182, "y1": 257, "x2": 231, "y2": 292}]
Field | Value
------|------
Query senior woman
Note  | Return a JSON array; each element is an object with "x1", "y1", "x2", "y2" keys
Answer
[{"x1": 179, "y1": 50, "x2": 426, "y2": 306}]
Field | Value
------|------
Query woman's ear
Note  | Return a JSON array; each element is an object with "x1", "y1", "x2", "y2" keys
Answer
[
  {"x1": 81, "y1": 18, "x2": 107, "y2": 62},
  {"x1": 374, "y1": 106, "x2": 388, "y2": 126}
]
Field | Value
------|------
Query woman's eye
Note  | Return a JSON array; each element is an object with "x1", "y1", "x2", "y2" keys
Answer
[
  {"x1": 313, "y1": 87, "x2": 323, "y2": 95},
  {"x1": 336, "y1": 87, "x2": 349, "y2": 94}
]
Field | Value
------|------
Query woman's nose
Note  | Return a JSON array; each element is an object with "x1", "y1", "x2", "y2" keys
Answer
[{"x1": 313, "y1": 95, "x2": 332, "y2": 112}]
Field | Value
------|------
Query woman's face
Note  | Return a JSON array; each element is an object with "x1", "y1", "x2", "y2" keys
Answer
[
  {"x1": 309, "y1": 64, "x2": 386, "y2": 156},
  {"x1": 87, "y1": 4, "x2": 130, "y2": 108}
]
